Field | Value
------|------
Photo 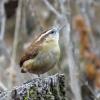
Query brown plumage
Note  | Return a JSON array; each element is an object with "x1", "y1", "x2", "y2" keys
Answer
[
  {"x1": 19, "y1": 43, "x2": 41, "y2": 67},
  {"x1": 19, "y1": 30, "x2": 48, "y2": 67}
]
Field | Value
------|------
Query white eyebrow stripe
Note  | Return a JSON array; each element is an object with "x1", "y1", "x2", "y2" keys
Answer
[{"x1": 35, "y1": 29, "x2": 52, "y2": 42}]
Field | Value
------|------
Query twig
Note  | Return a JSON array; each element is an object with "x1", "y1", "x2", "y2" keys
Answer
[
  {"x1": 0, "y1": 81, "x2": 7, "y2": 91},
  {"x1": 0, "y1": 1, "x2": 6, "y2": 41},
  {"x1": 66, "y1": 28, "x2": 82, "y2": 100},
  {"x1": 11, "y1": 0, "x2": 22, "y2": 64},
  {"x1": 8, "y1": 0, "x2": 22, "y2": 89},
  {"x1": 58, "y1": 0, "x2": 66, "y2": 15},
  {"x1": 42, "y1": 0, "x2": 62, "y2": 18}
]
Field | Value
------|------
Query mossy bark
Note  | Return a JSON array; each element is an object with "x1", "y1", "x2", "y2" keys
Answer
[{"x1": 0, "y1": 74, "x2": 68, "y2": 100}]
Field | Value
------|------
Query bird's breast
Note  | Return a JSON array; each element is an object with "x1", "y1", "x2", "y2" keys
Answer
[
  {"x1": 22, "y1": 40, "x2": 60, "y2": 74},
  {"x1": 37, "y1": 41, "x2": 60, "y2": 64},
  {"x1": 32, "y1": 41, "x2": 60, "y2": 74}
]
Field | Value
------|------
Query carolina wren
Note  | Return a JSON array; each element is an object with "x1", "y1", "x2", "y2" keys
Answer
[{"x1": 19, "y1": 27, "x2": 61, "y2": 74}]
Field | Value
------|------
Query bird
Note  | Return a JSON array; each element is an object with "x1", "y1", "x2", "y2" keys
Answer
[{"x1": 19, "y1": 26, "x2": 62, "y2": 75}]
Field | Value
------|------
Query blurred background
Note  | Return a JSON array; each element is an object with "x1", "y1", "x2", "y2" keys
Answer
[{"x1": 0, "y1": 0, "x2": 100, "y2": 100}]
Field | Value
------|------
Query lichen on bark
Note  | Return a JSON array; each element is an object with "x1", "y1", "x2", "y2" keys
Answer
[{"x1": 0, "y1": 74, "x2": 67, "y2": 100}]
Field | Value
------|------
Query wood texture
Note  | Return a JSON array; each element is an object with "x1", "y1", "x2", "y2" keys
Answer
[{"x1": 0, "y1": 74, "x2": 67, "y2": 100}]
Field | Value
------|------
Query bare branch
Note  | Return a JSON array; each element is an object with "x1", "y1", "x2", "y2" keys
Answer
[
  {"x1": 42, "y1": 0, "x2": 62, "y2": 18},
  {"x1": 0, "y1": 81, "x2": 7, "y2": 91},
  {"x1": 8, "y1": 0, "x2": 23, "y2": 89},
  {"x1": 0, "y1": 1, "x2": 6, "y2": 41}
]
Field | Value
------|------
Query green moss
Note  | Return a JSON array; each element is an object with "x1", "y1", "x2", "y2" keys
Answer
[
  {"x1": 58, "y1": 75, "x2": 66, "y2": 100},
  {"x1": 44, "y1": 92, "x2": 55, "y2": 100},
  {"x1": 50, "y1": 78, "x2": 60, "y2": 100},
  {"x1": 22, "y1": 86, "x2": 38, "y2": 100},
  {"x1": 28, "y1": 86, "x2": 37, "y2": 99},
  {"x1": 23, "y1": 95, "x2": 28, "y2": 100}
]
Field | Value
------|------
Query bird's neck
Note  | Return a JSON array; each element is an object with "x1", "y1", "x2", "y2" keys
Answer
[{"x1": 42, "y1": 39, "x2": 59, "y2": 52}]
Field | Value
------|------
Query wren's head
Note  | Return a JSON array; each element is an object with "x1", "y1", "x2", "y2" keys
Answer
[
  {"x1": 35, "y1": 27, "x2": 60, "y2": 43},
  {"x1": 46, "y1": 27, "x2": 60, "y2": 40}
]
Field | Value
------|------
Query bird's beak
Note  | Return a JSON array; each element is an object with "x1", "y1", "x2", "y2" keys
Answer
[
  {"x1": 52, "y1": 24, "x2": 66, "y2": 33},
  {"x1": 56, "y1": 24, "x2": 66, "y2": 33},
  {"x1": 59, "y1": 24, "x2": 66, "y2": 32}
]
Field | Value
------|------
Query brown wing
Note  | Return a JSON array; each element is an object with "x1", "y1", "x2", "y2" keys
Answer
[{"x1": 19, "y1": 42, "x2": 41, "y2": 67}]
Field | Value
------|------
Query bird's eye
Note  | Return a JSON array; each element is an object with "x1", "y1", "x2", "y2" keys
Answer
[{"x1": 50, "y1": 30, "x2": 55, "y2": 34}]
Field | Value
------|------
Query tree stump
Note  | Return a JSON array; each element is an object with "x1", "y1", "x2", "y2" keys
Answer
[{"x1": 0, "y1": 74, "x2": 67, "y2": 100}]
